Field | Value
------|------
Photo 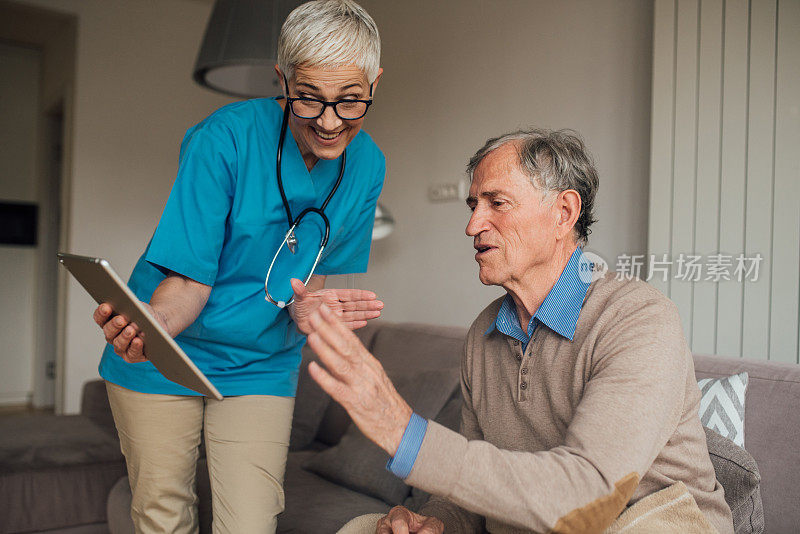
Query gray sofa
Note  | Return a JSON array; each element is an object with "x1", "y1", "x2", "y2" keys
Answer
[{"x1": 4, "y1": 320, "x2": 799, "y2": 533}]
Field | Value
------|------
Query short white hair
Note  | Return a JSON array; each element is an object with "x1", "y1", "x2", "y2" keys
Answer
[{"x1": 278, "y1": 0, "x2": 381, "y2": 84}]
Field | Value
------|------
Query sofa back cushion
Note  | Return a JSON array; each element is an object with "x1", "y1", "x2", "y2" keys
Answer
[
  {"x1": 290, "y1": 322, "x2": 382, "y2": 451},
  {"x1": 303, "y1": 367, "x2": 461, "y2": 505},
  {"x1": 314, "y1": 321, "x2": 466, "y2": 446},
  {"x1": 694, "y1": 354, "x2": 800, "y2": 534},
  {"x1": 704, "y1": 427, "x2": 764, "y2": 533}
]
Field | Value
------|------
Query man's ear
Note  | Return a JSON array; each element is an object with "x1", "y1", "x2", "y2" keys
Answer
[{"x1": 555, "y1": 189, "x2": 581, "y2": 241}]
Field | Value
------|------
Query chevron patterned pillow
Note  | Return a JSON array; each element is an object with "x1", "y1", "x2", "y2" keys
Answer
[{"x1": 697, "y1": 373, "x2": 749, "y2": 447}]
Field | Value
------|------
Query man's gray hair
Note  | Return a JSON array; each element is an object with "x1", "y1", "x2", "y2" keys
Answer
[
  {"x1": 466, "y1": 129, "x2": 599, "y2": 245},
  {"x1": 278, "y1": 0, "x2": 381, "y2": 83}
]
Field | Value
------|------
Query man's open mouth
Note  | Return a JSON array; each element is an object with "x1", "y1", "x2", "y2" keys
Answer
[{"x1": 475, "y1": 245, "x2": 495, "y2": 257}]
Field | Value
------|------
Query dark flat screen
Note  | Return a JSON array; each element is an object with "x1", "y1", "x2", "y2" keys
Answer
[{"x1": 0, "y1": 202, "x2": 38, "y2": 246}]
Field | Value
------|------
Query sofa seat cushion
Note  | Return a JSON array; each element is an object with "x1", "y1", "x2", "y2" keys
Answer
[
  {"x1": 0, "y1": 414, "x2": 126, "y2": 533},
  {"x1": 279, "y1": 451, "x2": 390, "y2": 533}
]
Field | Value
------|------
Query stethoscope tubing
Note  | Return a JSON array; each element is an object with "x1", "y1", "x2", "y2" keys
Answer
[{"x1": 264, "y1": 102, "x2": 345, "y2": 308}]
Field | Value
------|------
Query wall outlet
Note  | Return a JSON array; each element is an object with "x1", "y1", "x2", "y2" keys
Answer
[{"x1": 428, "y1": 179, "x2": 469, "y2": 202}]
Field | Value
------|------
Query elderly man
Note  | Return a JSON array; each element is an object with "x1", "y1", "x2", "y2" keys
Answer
[{"x1": 305, "y1": 130, "x2": 734, "y2": 533}]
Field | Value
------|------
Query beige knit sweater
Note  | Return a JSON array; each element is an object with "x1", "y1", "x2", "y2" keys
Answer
[{"x1": 412, "y1": 273, "x2": 733, "y2": 534}]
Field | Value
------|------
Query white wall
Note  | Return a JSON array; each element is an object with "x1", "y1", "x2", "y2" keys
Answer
[
  {"x1": 15, "y1": 0, "x2": 654, "y2": 412},
  {"x1": 0, "y1": 43, "x2": 41, "y2": 404},
  {"x1": 17, "y1": 0, "x2": 234, "y2": 413},
  {"x1": 357, "y1": 0, "x2": 654, "y2": 327}
]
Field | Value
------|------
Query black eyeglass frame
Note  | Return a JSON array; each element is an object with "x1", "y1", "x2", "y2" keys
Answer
[{"x1": 282, "y1": 77, "x2": 374, "y2": 120}]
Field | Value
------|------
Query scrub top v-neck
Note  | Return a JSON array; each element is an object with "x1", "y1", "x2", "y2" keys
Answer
[{"x1": 99, "y1": 98, "x2": 386, "y2": 397}]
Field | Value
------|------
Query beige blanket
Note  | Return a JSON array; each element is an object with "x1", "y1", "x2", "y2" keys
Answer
[
  {"x1": 604, "y1": 482, "x2": 717, "y2": 534},
  {"x1": 337, "y1": 483, "x2": 717, "y2": 534}
]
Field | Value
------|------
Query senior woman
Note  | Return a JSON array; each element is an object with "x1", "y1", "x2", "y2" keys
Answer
[{"x1": 91, "y1": 1, "x2": 385, "y2": 531}]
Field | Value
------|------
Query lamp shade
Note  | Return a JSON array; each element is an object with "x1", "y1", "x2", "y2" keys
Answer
[
  {"x1": 372, "y1": 202, "x2": 394, "y2": 240},
  {"x1": 194, "y1": 0, "x2": 302, "y2": 98}
]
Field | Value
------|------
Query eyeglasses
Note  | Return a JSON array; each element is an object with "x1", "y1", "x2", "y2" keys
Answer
[
  {"x1": 287, "y1": 96, "x2": 372, "y2": 120},
  {"x1": 283, "y1": 77, "x2": 374, "y2": 120}
]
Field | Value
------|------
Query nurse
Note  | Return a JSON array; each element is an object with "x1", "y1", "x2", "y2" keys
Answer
[{"x1": 91, "y1": 1, "x2": 385, "y2": 531}]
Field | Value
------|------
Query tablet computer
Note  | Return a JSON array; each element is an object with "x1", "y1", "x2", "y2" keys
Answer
[{"x1": 58, "y1": 253, "x2": 223, "y2": 400}]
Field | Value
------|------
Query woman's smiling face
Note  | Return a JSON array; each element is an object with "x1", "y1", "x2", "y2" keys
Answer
[{"x1": 278, "y1": 63, "x2": 381, "y2": 170}]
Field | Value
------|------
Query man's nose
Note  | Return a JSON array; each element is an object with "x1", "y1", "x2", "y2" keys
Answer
[
  {"x1": 316, "y1": 105, "x2": 342, "y2": 131},
  {"x1": 466, "y1": 207, "x2": 489, "y2": 236}
]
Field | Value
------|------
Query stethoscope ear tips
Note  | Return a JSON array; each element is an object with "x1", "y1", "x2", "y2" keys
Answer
[{"x1": 263, "y1": 294, "x2": 287, "y2": 308}]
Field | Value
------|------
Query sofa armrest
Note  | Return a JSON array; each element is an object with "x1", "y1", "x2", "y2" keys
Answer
[{"x1": 80, "y1": 379, "x2": 117, "y2": 438}]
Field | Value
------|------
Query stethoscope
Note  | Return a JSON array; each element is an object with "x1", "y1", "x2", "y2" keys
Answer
[{"x1": 264, "y1": 101, "x2": 345, "y2": 308}]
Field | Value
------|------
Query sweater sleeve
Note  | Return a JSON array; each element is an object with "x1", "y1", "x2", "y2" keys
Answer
[{"x1": 406, "y1": 298, "x2": 689, "y2": 532}]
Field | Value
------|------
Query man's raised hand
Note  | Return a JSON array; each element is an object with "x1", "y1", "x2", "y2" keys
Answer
[
  {"x1": 305, "y1": 303, "x2": 411, "y2": 456},
  {"x1": 290, "y1": 278, "x2": 383, "y2": 334}
]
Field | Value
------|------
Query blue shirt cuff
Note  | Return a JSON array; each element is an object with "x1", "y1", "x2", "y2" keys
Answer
[{"x1": 386, "y1": 412, "x2": 428, "y2": 479}]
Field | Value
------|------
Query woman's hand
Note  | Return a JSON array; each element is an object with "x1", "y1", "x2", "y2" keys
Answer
[
  {"x1": 289, "y1": 277, "x2": 383, "y2": 335},
  {"x1": 93, "y1": 272, "x2": 211, "y2": 363},
  {"x1": 93, "y1": 302, "x2": 168, "y2": 363}
]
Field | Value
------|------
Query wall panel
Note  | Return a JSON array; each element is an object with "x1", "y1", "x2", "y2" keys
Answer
[
  {"x1": 770, "y1": 0, "x2": 800, "y2": 363},
  {"x1": 649, "y1": 0, "x2": 798, "y2": 363},
  {"x1": 692, "y1": 0, "x2": 723, "y2": 354},
  {"x1": 649, "y1": 0, "x2": 677, "y2": 298},
  {"x1": 742, "y1": 0, "x2": 776, "y2": 360},
  {"x1": 671, "y1": 0, "x2": 700, "y2": 340}
]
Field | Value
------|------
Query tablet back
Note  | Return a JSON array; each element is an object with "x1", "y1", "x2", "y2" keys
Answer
[{"x1": 58, "y1": 253, "x2": 223, "y2": 400}]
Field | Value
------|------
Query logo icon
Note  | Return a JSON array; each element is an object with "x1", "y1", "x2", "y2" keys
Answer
[{"x1": 578, "y1": 250, "x2": 609, "y2": 284}]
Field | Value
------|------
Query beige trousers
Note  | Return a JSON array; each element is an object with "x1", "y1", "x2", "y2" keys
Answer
[{"x1": 106, "y1": 381, "x2": 294, "y2": 534}]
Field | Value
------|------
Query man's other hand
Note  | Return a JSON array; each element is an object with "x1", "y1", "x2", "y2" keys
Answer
[
  {"x1": 290, "y1": 278, "x2": 383, "y2": 335},
  {"x1": 376, "y1": 506, "x2": 444, "y2": 534},
  {"x1": 306, "y1": 304, "x2": 412, "y2": 456}
]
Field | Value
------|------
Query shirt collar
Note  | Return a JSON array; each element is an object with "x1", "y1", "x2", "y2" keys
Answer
[{"x1": 485, "y1": 247, "x2": 590, "y2": 341}]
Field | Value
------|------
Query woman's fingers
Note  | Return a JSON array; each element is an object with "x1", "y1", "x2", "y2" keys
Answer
[
  {"x1": 290, "y1": 278, "x2": 308, "y2": 301},
  {"x1": 93, "y1": 303, "x2": 113, "y2": 326},
  {"x1": 124, "y1": 336, "x2": 147, "y2": 363},
  {"x1": 343, "y1": 319, "x2": 368, "y2": 331},
  {"x1": 333, "y1": 288, "x2": 378, "y2": 302},
  {"x1": 340, "y1": 309, "x2": 382, "y2": 322},
  {"x1": 103, "y1": 314, "x2": 128, "y2": 343},
  {"x1": 339, "y1": 299, "x2": 384, "y2": 312}
]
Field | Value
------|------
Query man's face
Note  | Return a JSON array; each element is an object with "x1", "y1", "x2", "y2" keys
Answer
[
  {"x1": 281, "y1": 63, "x2": 380, "y2": 168},
  {"x1": 465, "y1": 143, "x2": 559, "y2": 290}
]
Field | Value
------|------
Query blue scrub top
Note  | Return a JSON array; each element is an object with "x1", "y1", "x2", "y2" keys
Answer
[{"x1": 99, "y1": 98, "x2": 386, "y2": 397}]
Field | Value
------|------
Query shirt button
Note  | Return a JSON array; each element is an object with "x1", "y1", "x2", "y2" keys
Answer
[
  {"x1": 516, "y1": 353, "x2": 522, "y2": 361},
  {"x1": 520, "y1": 381, "x2": 528, "y2": 390},
  {"x1": 521, "y1": 368, "x2": 528, "y2": 375}
]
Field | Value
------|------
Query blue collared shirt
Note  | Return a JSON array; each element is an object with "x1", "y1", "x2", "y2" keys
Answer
[{"x1": 387, "y1": 247, "x2": 591, "y2": 479}]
